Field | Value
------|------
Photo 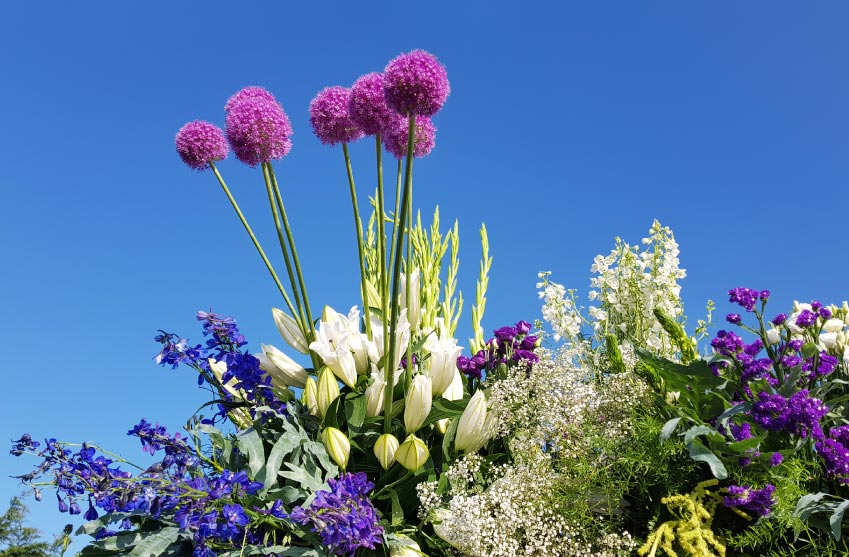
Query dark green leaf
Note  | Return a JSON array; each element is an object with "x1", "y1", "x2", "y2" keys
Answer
[{"x1": 688, "y1": 438, "x2": 727, "y2": 479}]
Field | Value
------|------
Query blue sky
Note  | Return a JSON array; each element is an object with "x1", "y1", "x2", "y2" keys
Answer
[{"x1": 2, "y1": 0, "x2": 847, "y2": 545}]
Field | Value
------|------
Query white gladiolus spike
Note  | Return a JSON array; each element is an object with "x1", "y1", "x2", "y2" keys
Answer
[
  {"x1": 272, "y1": 308, "x2": 309, "y2": 354},
  {"x1": 404, "y1": 374, "x2": 432, "y2": 433},
  {"x1": 454, "y1": 390, "x2": 490, "y2": 452},
  {"x1": 258, "y1": 343, "x2": 308, "y2": 389},
  {"x1": 317, "y1": 368, "x2": 340, "y2": 419}
]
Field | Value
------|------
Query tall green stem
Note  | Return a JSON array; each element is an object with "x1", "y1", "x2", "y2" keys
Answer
[
  {"x1": 342, "y1": 143, "x2": 372, "y2": 339},
  {"x1": 210, "y1": 163, "x2": 291, "y2": 306},
  {"x1": 267, "y1": 164, "x2": 319, "y2": 368},
  {"x1": 262, "y1": 163, "x2": 307, "y2": 332},
  {"x1": 376, "y1": 135, "x2": 390, "y2": 366},
  {"x1": 404, "y1": 174, "x2": 414, "y2": 389},
  {"x1": 387, "y1": 159, "x2": 403, "y2": 296},
  {"x1": 383, "y1": 115, "x2": 417, "y2": 433}
]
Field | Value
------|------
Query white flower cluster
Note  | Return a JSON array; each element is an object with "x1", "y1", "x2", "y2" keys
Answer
[{"x1": 538, "y1": 220, "x2": 687, "y2": 364}]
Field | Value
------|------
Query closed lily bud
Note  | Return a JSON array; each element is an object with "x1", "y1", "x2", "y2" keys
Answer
[
  {"x1": 328, "y1": 348, "x2": 358, "y2": 388},
  {"x1": 272, "y1": 308, "x2": 309, "y2": 354},
  {"x1": 766, "y1": 328, "x2": 781, "y2": 345},
  {"x1": 454, "y1": 390, "x2": 490, "y2": 453},
  {"x1": 317, "y1": 368, "x2": 340, "y2": 419},
  {"x1": 322, "y1": 427, "x2": 350, "y2": 470},
  {"x1": 395, "y1": 434, "x2": 429, "y2": 472},
  {"x1": 302, "y1": 376, "x2": 319, "y2": 417},
  {"x1": 404, "y1": 374, "x2": 432, "y2": 433},
  {"x1": 259, "y1": 343, "x2": 308, "y2": 389},
  {"x1": 436, "y1": 370, "x2": 464, "y2": 434},
  {"x1": 365, "y1": 371, "x2": 386, "y2": 417},
  {"x1": 374, "y1": 433, "x2": 399, "y2": 470},
  {"x1": 390, "y1": 534, "x2": 427, "y2": 557}
]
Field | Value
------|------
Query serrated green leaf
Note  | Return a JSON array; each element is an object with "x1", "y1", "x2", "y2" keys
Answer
[
  {"x1": 279, "y1": 462, "x2": 326, "y2": 492},
  {"x1": 237, "y1": 428, "x2": 266, "y2": 477},
  {"x1": 830, "y1": 499, "x2": 849, "y2": 541},
  {"x1": 125, "y1": 527, "x2": 181, "y2": 557},
  {"x1": 258, "y1": 434, "x2": 299, "y2": 492}
]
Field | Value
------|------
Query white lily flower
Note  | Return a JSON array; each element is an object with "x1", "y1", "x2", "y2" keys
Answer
[
  {"x1": 436, "y1": 370, "x2": 464, "y2": 434},
  {"x1": 272, "y1": 308, "x2": 309, "y2": 354},
  {"x1": 327, "y1": 347, "x2": 358, "y2": 388},
  {"x1": 404, "y1": 374, "x2": 432, "y2": 434},
  {"x1": 367, "y1": 309, "x2": 411, "y2": 367},
  {"x1": 424, "y1": 318, "x2": 463, "y2": 395},
  {"x1": 257, "y1": 343, "x2": 308, "y2": 389},
  {"x1": 365, "y1": 370, "x2": 386, "y2": 417},
  {"x1": 455, "y1": 390, "x2": 492, "y2": 452}
]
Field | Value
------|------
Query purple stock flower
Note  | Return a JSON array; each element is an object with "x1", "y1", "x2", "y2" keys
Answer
[
  {"x1": 225, "y1": 92, "x2": 293, "y2": 166},
  {"x1": 383, "y1": 49, "x2": 450, "y2": 117},
  {"x1": 349, "y1": 73, "x2": 402, "y2": 136},
  {"x1": 770, "y1": 452, "x2": 783, "y2": 467},
  {"x1": 723, "y1": 484, "x2": 776, "y2": 517},
  {"x1": 820, "y1": 307, "x2": 833, "y2": 319},
  {"x1": 383, "y1": 115, "x2": 436, "y2": 159},
  {"x1": 309, "y1": 86, "x2": 364, "y2": 146},
  {"x1": 729, "y1": 287, "x2": 760, "y2": 312},
  {"x1": 772, "y1": 313, "x2": 788, "y2": 325},
  {"x1": 795, "y1": 309, "x2": 817, "y2": 328},
  {"x1": 711, "y1": 330, "x2": 745, "y2": 356},
  {"x1": 726, "y1": 313, "x2": 742, "y2": 325},
  {"x1": 175, "y1": 121, "x2": 229, "y2": 171},
  {"x1": 751, "y1": 390, "x2": 828, "y2": 439},
  {"x1": 760, "y1": 290, "x2": 771, "y2": 302},
  {"x1": 816, "y1": 433, "x2": 849, "y2": 483}
]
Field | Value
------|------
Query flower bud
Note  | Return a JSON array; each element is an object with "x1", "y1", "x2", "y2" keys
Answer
[
  {"x1": 317, "y1": 368, "x2": 340, "y2": 419},
  {"x1": 302, "y1": 376, "x2": 319, "y2": 417},
  {"x1": 374, "y1": 433, "x2": 399, "y2": 470},
  {"x1": 328, "y1": 348, "x2": 358, "y2": 388},
  {"x1": 823, "y1": 318, "x2": 845, "y2": 333},
  {"x1": 365, "y1": 371, "x2": 386, "y2": 417},
  {"x1": 258, "y1": 343, "x2": 308, "y2": 389},
  {"x1": 395, "y1": 434, "x2": 429, "y2": 472},
  {"x1": 404, "y1": 374, "x2": 432, "y2": 433},
  {"x1": 401, "y1": 268, "x2": 422, "y2": 332},
  {"x1": 272, "y1": 308, "x2": 309, "y2": 354},
  {"x1": 454, "y1": 390, "x2": 490, "y2": 452},
  {"x1": 322, "y1": 427, "x2": 350, "y2": 470},
  {"x1": 766, "y1": 328, "x2": 781, "y2": 345}
]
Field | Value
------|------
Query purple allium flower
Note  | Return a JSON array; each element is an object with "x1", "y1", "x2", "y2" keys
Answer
[
  {"x1": 309, "y1": 86, "x2": 365, "y2": 146},
  {"x1": 225, "y1": 94, "x2": 293, "y2": 166},
  {"x1": 729, "y1": 287, "x2": 760, "y2": 312},
  {"x1": 795, "y1": 309, "x2": 817, "y2": 328},
  {"x1": 349, "y1": 73, "x2": 403, "y2": 136},
  {"x1": 175, "y1": 121, "x2": 229, "y2": 171},
  {"x1": 772, "y1": 313, "x2": 788, "y2": 326},
  {"x1": 224, "y1": 86, "x2": 277, "y2": 113},
  {"x1": 726, "y1": 313, "x2": 742, "y2": 325},
  {"x1": 383, "y1": 115, "x2": 436, "y2": 158},
  {"x1": 383, "y1": 49, "x2": 450, "y2": 116}
]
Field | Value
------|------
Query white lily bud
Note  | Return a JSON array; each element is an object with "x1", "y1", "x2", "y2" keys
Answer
[
  {"x1": 302, "y1": 376, "x2": 319, "y2": 417},
  {"x1": 322, "y1": 427, "x2": 350, "y2": 470},
  {"x1": 395, "y1": 434, "x2": 429, "y2": 472},
  {"x1": 272, "y1": 308, "x2": 309, "y2": 354},
  {"x1": 455, "y1": 390, "x2": 490, "y2": 452},
  {"x1": 365, "y1": 371, "x2": 386, "y2": 417},
  {"x1": 436, "y1": 371, "x2": 464, "y2": 434},
  {"x1": 766, "y1": 328, "x2": 781, "y2": 345},
  {"x1": 373, "y1": 433, "x2": 399, "y2": 470},
  {"x1": 425, "y1": 319, "x2": 463, "y2": 395},
  {"x1": 326, "y1": 348, "x2": 358, "y2": 388},
  {"x1": 317, "y1": 367, "x2": 340, "y2": 419},
  {"x1": 404, "y1": 374, "x2": 432, "y2": 433},
  {"x1": 258, "y1": 343, "x2": 308, "y2": 389}
]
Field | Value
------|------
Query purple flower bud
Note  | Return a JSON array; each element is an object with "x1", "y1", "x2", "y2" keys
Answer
[
  {"x1": 225, "y1": 93, "x2": 293, "y2": 166},
  {"x1": 770, "y1": 452, "x2": 783, "y2": 467},
  {"x1": 309, "y1": 86, "x2": 364, "y2": 146},
  {"x1": 383, "y1": 115, "x2": 436, "y2": 159},
  {"x1": 57, "y1": 495, "x2": 69, "y2": 513},
  {"x1": 759, "y1": 290, "x2": 771, "y2": 302},
  {"x1": 812, "y1": 301, "x2": 823, "y2": 312},
  {"x1": 729, "y1": 287, "x2": 760, "y2": 312},
  {"x1": 726, "y1": 313, "x2": 742, "y2": 325},
  {"x1": 772, "y1": 313, "x2": 788, "y2": 325},
  {"x1": 383, "y1": 49, "x2": 450, "y2": 116},
  {"x1": 175, "y1": 121, "x2": 229, "y2": 171},
  {"x1": 820, "y1": 308, "x2": 833, "y2": 319},
  {"x1": 349, "y1": 73, "x2": 402, "y2": 136},
  {"x1": 494, "y1": 327, "x2": 517, "y2": 343},
  {"x1": 515, "y1": 320, "x2": 532, "y2": 335}
]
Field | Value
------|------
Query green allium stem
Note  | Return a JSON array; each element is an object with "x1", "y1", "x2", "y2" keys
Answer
[{"x1": 342, "y1": 143, "x2": 372, "y2": 339}]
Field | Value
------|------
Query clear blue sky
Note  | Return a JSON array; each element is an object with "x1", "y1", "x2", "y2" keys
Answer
[{"x1": 2, "y1": 0, "x2": 847, "y2": 544}]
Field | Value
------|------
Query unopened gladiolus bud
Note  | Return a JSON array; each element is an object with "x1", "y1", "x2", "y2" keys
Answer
[
  {"x1": 395, "y1": 434, "x2": 429, "y2": 472},
  {"x1": 374, "y1": 433, "x2": 399, "y2": 470},
  {"x1": 365, "y1": 372, "x2": 386, "y2": 417},
  {"x1": 404, "y1": 374, "x2": 432, "y2": 433},
  {"x1": 272, "y1": 308, "x2": 309, "y2": 354},
  {"x1": 302, "y1": 376, "x2": 319, "y2": 417},
  {"x1": 454, "y1": 390, "x2": 490, "y2": 452},
  {"x1": 322, "y1": 427, "x2": 350, "y2": 470},
  {"x1": 317, "y1": 368, "x2": 340, "y2": 418},
  {"x1": 258, "y1": 343, "x2": 308, "y2": 389}
]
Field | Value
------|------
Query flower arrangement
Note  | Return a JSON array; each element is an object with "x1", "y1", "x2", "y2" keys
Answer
[{"x1": 11, "y1": 49, "x2": 849, "y2": 557}]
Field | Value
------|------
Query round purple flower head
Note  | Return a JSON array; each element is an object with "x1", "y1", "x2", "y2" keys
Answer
[
  {"x1": 309, "y1": 86, "x2": 364, "y2": 146},
  {"x1": 175, "y1": 120, "x2": 229, "y2": 171},
  {"x1": 225, "y1": 92, "x2": 293, "y2": 166},
  {"x1": 383, "y1": 49, "x2": 450, "y2": 116},
  {"x1": 349, "y1": 73, "x2": 402, "y2": 136},
  {"x1": 383, "y1": 116, "x2": 436, "y2": 159},
  {"x1": 224, "y1": 86, "x2": 278, "y2": 113}
]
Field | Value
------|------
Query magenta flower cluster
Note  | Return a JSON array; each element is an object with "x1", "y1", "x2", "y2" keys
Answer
[
  {"x1": 309, "y1": 86, "x2": 365, "y2": 146},
  {"x1": 175, "y1": 121, "x2": 229, "y2": 171},
  {"x1": 225, "y1": 88, "x2": 293, "y2": 166}
]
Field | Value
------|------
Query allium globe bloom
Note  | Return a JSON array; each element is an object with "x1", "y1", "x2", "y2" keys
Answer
[
  {"x1": 383, "y1": 49, "x2": 450, "y2": 116},
  {"x1": 308, "y1": 86, "x2": 364, "y2": 146},
  {"x1": 225, "y1": 96, "x2": 293, "y2": 166},
  {"x1": 349, "y1": 72, "x2": 402, "y2": 136},
  {"x1": 383, "y1": 116, "x2": 436, "y2": 159},
  {"x1": 175, "y1": 120, "x2": 229, "y2": 171},
  {"x1": 224, "y1": 86, "x2": 277, "y2": 113}
]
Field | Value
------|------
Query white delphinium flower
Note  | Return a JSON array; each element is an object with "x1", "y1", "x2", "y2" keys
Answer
[{"x1": 537, "y1": 271, "x2": 582, "y2": 343}]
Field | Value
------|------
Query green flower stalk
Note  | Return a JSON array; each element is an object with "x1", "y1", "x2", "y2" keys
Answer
[{"x1": 470, "y1": 224, "x2": 491, "y2": 353}]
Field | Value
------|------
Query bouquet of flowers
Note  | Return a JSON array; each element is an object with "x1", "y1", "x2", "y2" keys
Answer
[{"x1": 11, "y1": 49, "x2": 849, "y2": 557}]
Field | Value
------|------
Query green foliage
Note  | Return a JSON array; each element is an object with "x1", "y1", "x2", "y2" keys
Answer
[{"x1": 0, "y1": 498, "x2": 64, "y2": 557}]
